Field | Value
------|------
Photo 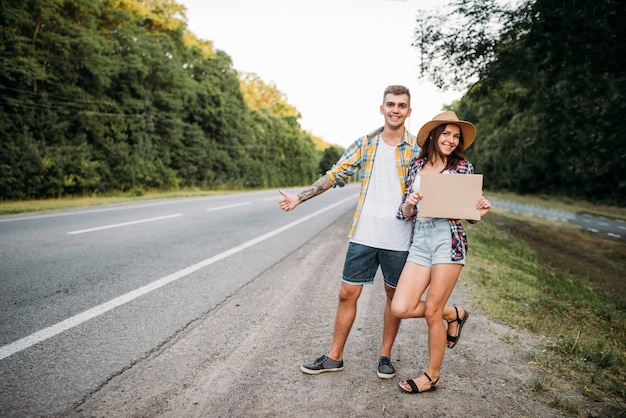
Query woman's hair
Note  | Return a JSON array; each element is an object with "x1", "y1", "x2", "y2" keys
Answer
[
  {"x1": 417, "y1": 123, "x2": 466, "y2": 171},
  {"x1": 383, "y1": 85, "x2": 410, "y2": 103}
]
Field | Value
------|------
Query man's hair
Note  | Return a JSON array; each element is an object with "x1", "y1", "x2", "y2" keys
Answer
[{"x1": 383, "y1": 85, "x2": 411, "y2": 103}]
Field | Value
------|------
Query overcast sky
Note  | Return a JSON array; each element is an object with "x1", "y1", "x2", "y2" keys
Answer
[{"x1": 178, "y1": 0, "x2": 462, "y2": 147}]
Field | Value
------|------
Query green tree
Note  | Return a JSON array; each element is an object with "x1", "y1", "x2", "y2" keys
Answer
[
  {"x1": 318, "y1": 145, "x2": 344, "y2": 176},
  {"x1": 0, "y1": 0, "x2": 322, "y2": 199},
  {"x1": 412, "y1": 0, "x2": 626, "y2": 205}
]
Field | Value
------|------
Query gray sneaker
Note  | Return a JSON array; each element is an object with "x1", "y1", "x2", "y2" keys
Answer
[
  {"x1": 377, "y1": 356, "x2": 396, "y2": 379},
  {"x1": 301, "y1": 355, "x2": 344, "y2": 375}
]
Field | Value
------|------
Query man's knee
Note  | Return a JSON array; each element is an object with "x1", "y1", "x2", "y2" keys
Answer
[{"x1": 338, "y1": 282, "x2": 362, "y2": 303}]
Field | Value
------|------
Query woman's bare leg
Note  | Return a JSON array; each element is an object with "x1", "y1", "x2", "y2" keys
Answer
[{"x1": 399, "y1": 264, "x2": 463, "y2": 392}]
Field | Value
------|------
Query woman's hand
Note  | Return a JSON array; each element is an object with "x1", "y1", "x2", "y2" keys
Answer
[
  {"x1": 402, "y1": 191, "x2": 422, "y2": 218},
  {"x1": 405, "y1": 191, "x2": 422, "y2": 208},
  {"x1": 476, "y1": 196, "x2": 492, "y2": 217}
]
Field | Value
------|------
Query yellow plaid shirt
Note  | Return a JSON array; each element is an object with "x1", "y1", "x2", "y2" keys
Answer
[{"x1": 326, "y1": 126, "x2": 419, "y2": 237}]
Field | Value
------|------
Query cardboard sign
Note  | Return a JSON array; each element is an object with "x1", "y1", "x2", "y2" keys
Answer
[{"x1": 418, "y1": 173, "x2": 484, "y2": 221}]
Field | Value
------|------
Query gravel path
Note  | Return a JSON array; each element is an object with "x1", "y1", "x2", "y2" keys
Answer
[{"x1": 72, "y1": 211, "x2": 563, "y2": 418}]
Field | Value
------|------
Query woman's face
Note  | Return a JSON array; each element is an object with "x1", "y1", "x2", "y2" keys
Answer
[{"x1": 436, "y1": 124, "x2": 461, "y2": 156}]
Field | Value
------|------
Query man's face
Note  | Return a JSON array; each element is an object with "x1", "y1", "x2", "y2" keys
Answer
[{"x1": 380, "y1": 94, "x2": 412, "y2": 129}]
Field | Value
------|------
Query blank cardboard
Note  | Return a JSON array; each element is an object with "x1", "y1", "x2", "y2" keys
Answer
[{"x1": 418, "y1": 173, "x2": 483, "y2": 221}]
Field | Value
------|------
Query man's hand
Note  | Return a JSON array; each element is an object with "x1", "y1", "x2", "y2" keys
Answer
[
  {"x1": 278, "y1": 189, "x2": 300, "y2": 211},
  {"x1": 278, "y1": 176, "x2": 331, "y2": 212}
]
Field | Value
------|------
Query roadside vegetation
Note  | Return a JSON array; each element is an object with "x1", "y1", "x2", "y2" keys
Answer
[
  {"x1": 3, "y1": 0, "x2": 624, "y2": 206},
  {"x1": 0, "y1": 188, "x2": 232, "y2": 216},
  {"x1": 415, "y1": 0, "x2": 625, "y2": 207},
  {"x1": 465, "y1": 207, "x2": 626, "y2": 417}
]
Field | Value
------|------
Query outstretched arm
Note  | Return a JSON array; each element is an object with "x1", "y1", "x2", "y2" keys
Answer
[{"x1": 278, "y1": 175, "x2": 332, "y2": 212}]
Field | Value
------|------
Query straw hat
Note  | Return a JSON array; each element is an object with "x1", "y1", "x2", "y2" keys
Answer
[{"x1": 416, "y1": 111, "x2": 476, "y2": 150}]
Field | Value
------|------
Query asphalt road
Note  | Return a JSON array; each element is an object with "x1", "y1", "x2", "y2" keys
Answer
[
  {"x1": 0, "y1": 186, "x2": 359, "y2": 416},
  {"x1": 0, "y1": 188, "x2": 617, "y2": 417}
]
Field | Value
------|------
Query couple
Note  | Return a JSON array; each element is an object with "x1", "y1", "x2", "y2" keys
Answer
[{"x1": 278, "y1": 85, "x2": 491, "y2": 394}]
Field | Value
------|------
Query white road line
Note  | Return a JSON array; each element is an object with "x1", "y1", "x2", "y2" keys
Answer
[
  {"x1": 0, "y1": 193, "x2": 357, "y2": 360},
  {"x1": 206, "y1": 202, "x2": 251, "y2": 212},
  {"x1": 67, "y1": 214, "x2": 183, "y2": 235}
]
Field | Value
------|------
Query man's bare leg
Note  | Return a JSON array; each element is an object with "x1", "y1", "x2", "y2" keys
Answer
[
  {"x1": 300, "y1": 282, "x2": 362, "y2": 374},
  {"x1": 380, "y1": 284, "x2": 400, "y2": 358},
  {"x1": 328, "y1": 282, "x2": 362, "y2": 361},
  {"x1": 376, "y1": 284, "x2": 401, "y2": 378}
]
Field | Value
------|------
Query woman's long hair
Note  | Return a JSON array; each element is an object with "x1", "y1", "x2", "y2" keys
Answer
[{"x1": 417, "y1": 124, "x2": 466, "y2": 172}]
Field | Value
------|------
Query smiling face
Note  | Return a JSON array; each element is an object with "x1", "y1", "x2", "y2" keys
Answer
[
  {"x1": 436, "y1": 124, "x2": 461, "y2": 156},
  {"x1": 380, "y1": 93, "x2": 411, "y2": 129}
]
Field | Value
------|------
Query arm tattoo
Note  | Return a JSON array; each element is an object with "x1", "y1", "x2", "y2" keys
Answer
[{"x1": 297, "y1": 176, "x2": 331, "y2": 203}]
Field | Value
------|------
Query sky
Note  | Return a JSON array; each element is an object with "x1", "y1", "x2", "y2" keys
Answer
[{"x1": 178, "y1": 0, "x2": 463, "y2": 147}]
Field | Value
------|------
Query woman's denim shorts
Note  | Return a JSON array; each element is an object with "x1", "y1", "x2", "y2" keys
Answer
[
  {"x1": 407, "y1": 218, "x2": 465, "y2": 267},
  {"x1": 342, "y1": 242, "x2": 408, "y2": 288}
]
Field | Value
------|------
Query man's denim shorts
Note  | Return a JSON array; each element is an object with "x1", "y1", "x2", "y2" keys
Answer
[
  {"x1": 342, "y1": 242, "x2": 408, "y2": 288},
  {"x1": 407, "y1": 218, "x2": 465, "y2": 267}
]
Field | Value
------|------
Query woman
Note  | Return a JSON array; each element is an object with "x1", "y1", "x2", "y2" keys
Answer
[{"x1": 391, "y1": 111, "x2": 491, "y2": 394}]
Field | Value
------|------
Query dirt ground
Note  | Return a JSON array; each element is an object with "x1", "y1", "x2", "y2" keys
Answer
[{"x1": 71, "y1": 210, "x2": 572, "y2": 418}]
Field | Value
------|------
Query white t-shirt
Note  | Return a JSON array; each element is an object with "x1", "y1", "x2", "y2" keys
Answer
[{"x1": 351, "y1": 138, "x2": 413, "y2": 251}]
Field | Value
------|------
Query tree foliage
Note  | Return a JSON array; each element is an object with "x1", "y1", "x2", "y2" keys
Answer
[
  {"x1": 239, "y1": 72, "x2": 300, "y2": 119},
  {"x1": 413, "y1": 0, "x2": 626, "y2": 205},
  {"x1": 0, "y1": 0, "x2": 322, "y2": 199},
  {"x1": 318, "y1": 145, "x2": 344, "y2": 176}
]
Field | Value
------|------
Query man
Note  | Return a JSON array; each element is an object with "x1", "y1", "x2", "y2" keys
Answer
[{"x1": 278, "y1": 85, "x2": 418, "y2": 378}]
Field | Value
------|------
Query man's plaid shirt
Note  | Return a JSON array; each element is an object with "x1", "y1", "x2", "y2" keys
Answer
[{"x1": 325, "y1": 126, "x2": 419, "y2": 237}]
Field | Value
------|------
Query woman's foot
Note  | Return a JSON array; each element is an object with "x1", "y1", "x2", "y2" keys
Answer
[
  {"x1": 446, "y1": 306, "x2": 469, "y2": 348},
  {"x1": 399, "y1": 372, "x2": 440, "y2": 394}
]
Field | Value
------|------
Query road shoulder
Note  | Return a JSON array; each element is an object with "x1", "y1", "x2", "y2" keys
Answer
[{"x1": 73, "y1": 210, "x2": 561, "y2": 417}]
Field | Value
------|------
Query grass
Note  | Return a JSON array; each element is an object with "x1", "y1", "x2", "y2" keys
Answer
[
  {"x1": 0, "y1": 188, "x2": 236, "y2": 216},
  {"x1": 464, "y1": 208, "x2": 626, "y2": 417}
]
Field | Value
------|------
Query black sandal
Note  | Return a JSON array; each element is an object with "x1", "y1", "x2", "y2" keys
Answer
[
  {"x1": 447, "y1": 306, "x2": 469, "y2": 349},
  {"x1": 399, "y1": 372, "x2": 439, "y2": 394}
]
